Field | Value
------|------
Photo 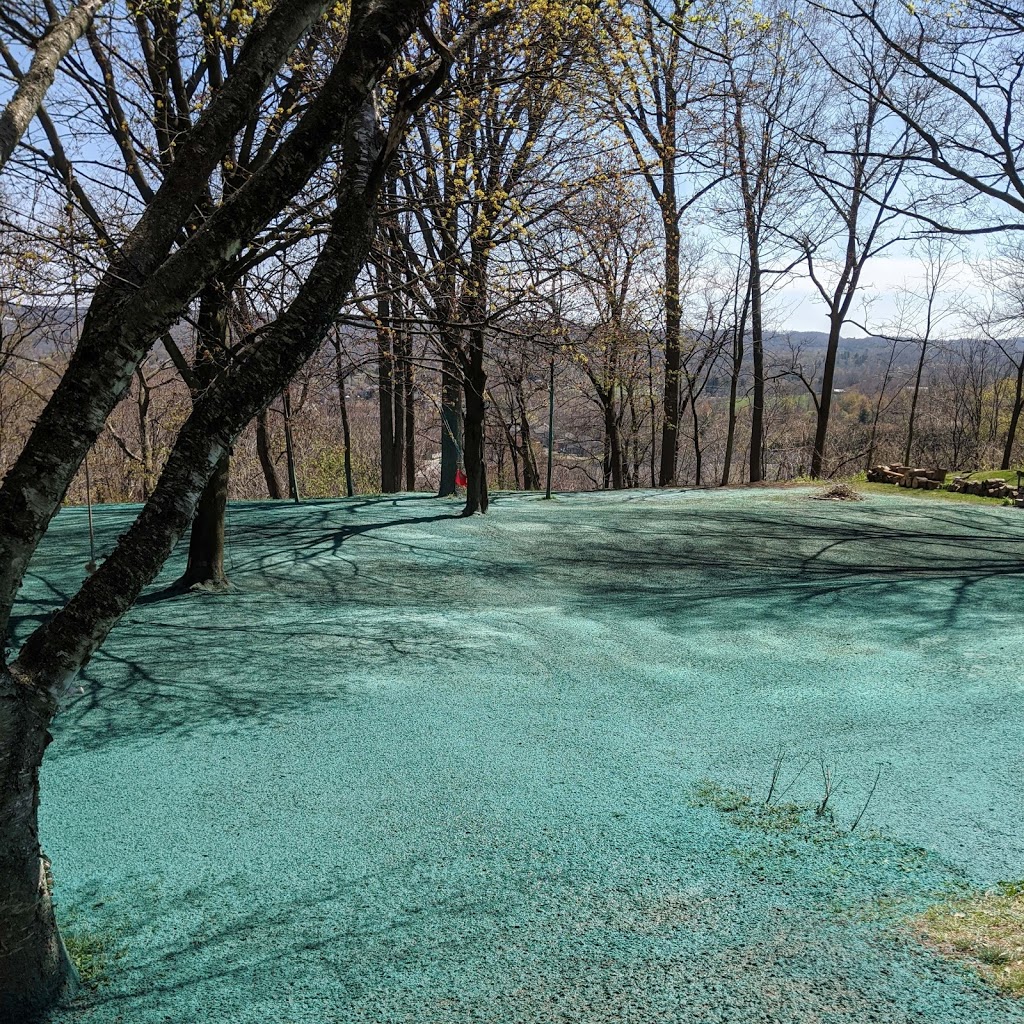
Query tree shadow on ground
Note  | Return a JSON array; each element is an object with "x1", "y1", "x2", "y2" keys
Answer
[
  {"x1": 32, "y1": 493, "x2": 1024, "y2": 754},
  {"x1": 540, "y1": 501, "x2": 1024, "y2": 642}
]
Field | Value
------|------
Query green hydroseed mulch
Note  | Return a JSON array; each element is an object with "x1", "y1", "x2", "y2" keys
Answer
[{"x1": 12, "y1": 487, "x2": 1024, "y2": 1023}]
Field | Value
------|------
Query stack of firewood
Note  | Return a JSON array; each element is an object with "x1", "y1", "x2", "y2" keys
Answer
[
  {"x1": 866, "y1": 465, "x2": 948, "y2": 489},
  {"x1": 946, "y1": 476, "x2": 1022, "y2": 499}
]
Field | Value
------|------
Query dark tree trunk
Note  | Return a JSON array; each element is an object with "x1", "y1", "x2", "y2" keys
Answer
[
  {"x1": 1001, "y1": 358, "x2": 1024, "y2": 470},
  {"x1": 403, "y1": 339, "x2": 415, "y2": 490},
  {"x1": 721, "y1": 344, "x2": 740, "y2": 485},
  {"x1": 461, "y1": 351, "x2": 488, "y2": 515},
  {"x1": 603, "y1": 395, "x2": 624, "y2": 490},
  {"x1": 658, "y1": 175, "x2": 681, "y2": 487},
  {"x1": 439, "y1": 340, "x2": 462, "y2": 497},
  {"x1": 0, "y1": 673, "x2": 80, "y2": 1022},
  {"x1": 340, "y1": 388, "x2": 354, "y2": 498},
  {"x1": 179, "y1": 452, "x2": 230, "y2": 591},
  {"x1": 810, "y1": 315, "x2": 843, "y2": 478},
  {"x1": 282, "y1": 389, "x2": 299, "y2": 502},
  {"x1": 748, "y1": 257, "x2": 765, "y2": 484},
  {"x1": 391, "y1": 298, "x2": 406, "y2": 489},
  {"x1": 376, "y1": 257, "x2": 398, "y2": 493},
  {"x1": 690, "y1": 385, "x2": 702, "y2": 486},
  {"x1": 178, "y1": 278, "x2": 232, "y2": 590},
  {"x1": 519, "y1": 400, "x2": 540, "y2": 490},
  {"x1": 255, "y1": 409, "x2": 283, "y2": 499}
]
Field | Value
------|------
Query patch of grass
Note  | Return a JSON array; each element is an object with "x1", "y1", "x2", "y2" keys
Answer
[
  {"x1": 960, "y1": 469, "x2": 1020, "y2": 484},
  {"x1": 64, "y1": 927, "x2": 122, "y2": 991},
  {"x1": 912, "y1": 881, "x2": 1024, "y2": 996},
  {"x1": 691, "y1": 780, "x2": 820, "y2": 836},
  {"x1": 854, "y1": 481, "x2": 1000, "y2": 505}
]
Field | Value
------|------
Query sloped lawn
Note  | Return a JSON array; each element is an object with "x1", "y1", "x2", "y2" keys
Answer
[{"x1": 14, "y1": 487, "x2": 1024, "y2": 1023}]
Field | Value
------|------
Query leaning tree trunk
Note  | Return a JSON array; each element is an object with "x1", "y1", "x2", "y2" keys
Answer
[
  {"x1": 0, "y1": 672, "x2": 80, "y2": 1021},
  {"x1": 0, "y1": 6, "x2": 433, "y2": 1011},
  {"x1": 1001, "y1": 359, "x2": 1024, "y2": 470},
  {"x1": 255, "y1": 409, "x2": 283, "y2": 499}
]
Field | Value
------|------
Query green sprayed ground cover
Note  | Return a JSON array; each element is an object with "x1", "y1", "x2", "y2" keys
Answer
[{"x1": 13, "y1": 487, "x2": 1024, "y2": 1023}]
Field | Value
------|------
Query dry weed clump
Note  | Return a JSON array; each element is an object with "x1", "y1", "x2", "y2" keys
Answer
[{"x1": 812, "y1": 482, "x2": 865, "y2": 502}]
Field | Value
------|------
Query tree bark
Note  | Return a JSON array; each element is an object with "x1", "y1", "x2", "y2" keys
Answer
[
  {"x1": 0, "y1": 0, "x2": 107, "y2": 172},
  {"x1": 375, "y1": 256, "x2": 398, "y2": 492},
  {"x1": 602, "y1": 391, "x2": 624, "y2": 490},
  {"x1": 810, "y1": 314, "x2": 843, "y2": 478},
  {"x1": 402, "y1": 335, "x2": 416, "y2": 491},
  {"x1": 179, "y1": 278, "x2": 232, "y2": 589},
  {"x1": 439, "y1": 340, "x2": 462, "y2": 497},
  {"x1": 0, "y1": 0, "x2": 419, "y2": 644},
  {"x1": 658, "y1": 168, "x2": 681, "y2": 487},
  {"x1": 461, "y1": 351, "x2": 488, "y2": 515},
  {"x1": 179, "y1": 453, "x2": 230, "y2": 590},
  {"x1": 0, "y1": 671, "x2": 80, "y2": 1022},
  {"x1": 255, "y1": 410, "x2": 283, "y2": 498},
  {"x1": 721, "y1": 287, "x2": 749, "y2": 486},
  {"x1": 747, "y1": 255, "x2": 765, "y2": 484},
  {"x1": 282, "y1": 389, "x2": 299, "y2": 502},
  {"x1": 1001, "y1": 357, "x2": 1024, "y2": 470}
]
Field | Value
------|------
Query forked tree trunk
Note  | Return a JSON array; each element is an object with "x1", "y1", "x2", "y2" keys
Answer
[
  {"x1": 0, "y1": 673, "x2": 80, "y2": 1021},
  {"x1": 519, "y1": 400, "x2": 540, "y2": 491},
  {"x1": 178, "y1": 452, "x2": 230, "y2": 591}
]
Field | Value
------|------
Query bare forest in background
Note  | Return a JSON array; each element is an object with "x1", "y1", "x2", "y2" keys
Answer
[{"x1": 5, "y1": 0, "x2": 1024, "y2": 517}]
